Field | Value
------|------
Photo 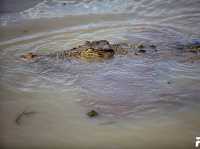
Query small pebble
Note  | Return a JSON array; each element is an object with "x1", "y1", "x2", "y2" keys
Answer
[{"x1": 87, "y1": 110, "x2": 98, "y2": 117}]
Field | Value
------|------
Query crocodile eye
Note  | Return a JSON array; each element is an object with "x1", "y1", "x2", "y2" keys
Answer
[
  {"x1": 86, "y1": 48, "x2": 93, "y2": 52},
  {"x1": 98, "y1": 53, "x2": 103, "y2": 57}
]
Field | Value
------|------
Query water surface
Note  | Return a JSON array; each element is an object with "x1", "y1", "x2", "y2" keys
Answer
[{"x1": 0, "y1": 0, "x2": 200, "y2": 148}]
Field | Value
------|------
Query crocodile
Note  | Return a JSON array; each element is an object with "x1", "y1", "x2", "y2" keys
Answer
[{"x1": 20, "y1": 40, "x2": 147, "y2": 61}]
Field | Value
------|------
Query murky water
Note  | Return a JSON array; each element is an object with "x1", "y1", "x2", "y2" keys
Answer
[{"x1": 0, "y1": 0, "x2": 200, "y2": 148}]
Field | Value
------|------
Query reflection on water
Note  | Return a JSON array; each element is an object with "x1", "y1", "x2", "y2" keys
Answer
[{"x1": 0, "y1": 0, "x2": 200, "y2": 148}]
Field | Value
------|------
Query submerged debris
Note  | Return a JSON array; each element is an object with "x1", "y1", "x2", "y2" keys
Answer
[
  {"x1": 15, "y1": 110, "x2": 37, "y2": 125},
  {"x1": 87, "y1": 110, "x2": 98, "y2": 117}
]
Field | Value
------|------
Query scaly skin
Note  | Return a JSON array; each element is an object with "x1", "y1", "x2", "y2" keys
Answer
[{"x1": 21, "y1": 40, "x2": 132, "y2": 61}]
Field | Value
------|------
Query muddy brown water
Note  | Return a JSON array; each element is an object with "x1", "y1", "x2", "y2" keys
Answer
[{"x1": 0, "y1": 0, "x2": 200, "y2": 149}]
